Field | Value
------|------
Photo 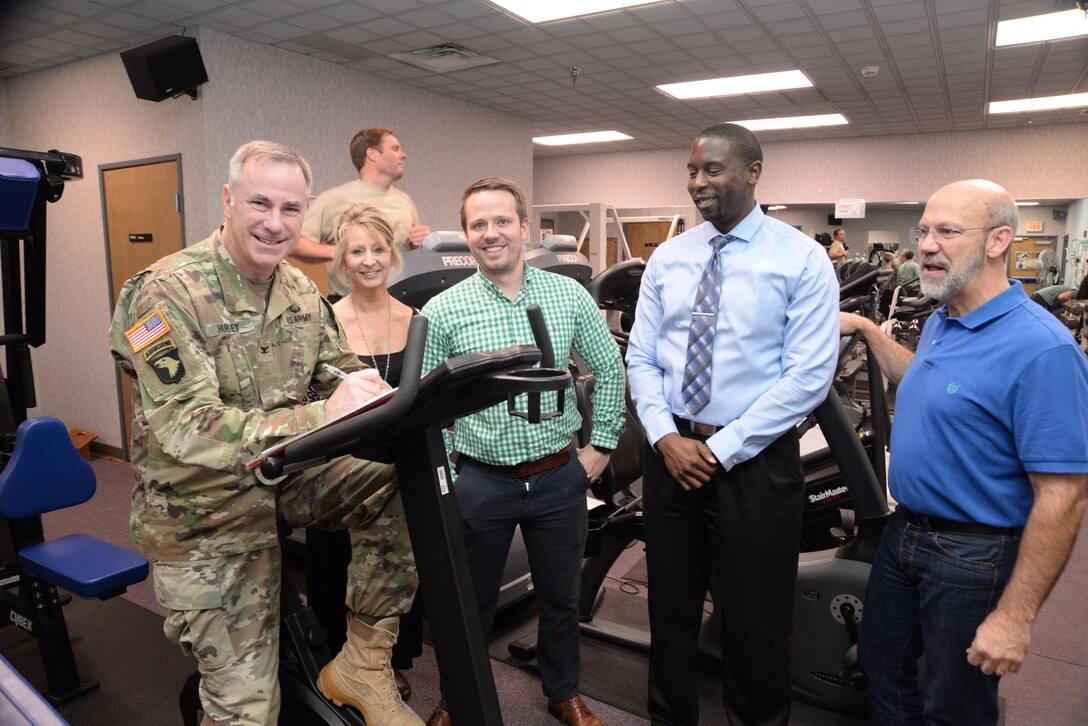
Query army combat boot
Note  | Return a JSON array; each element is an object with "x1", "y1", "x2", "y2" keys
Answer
[{"x1": 318, "y1": 614, "x2": 423, "y2": 725}]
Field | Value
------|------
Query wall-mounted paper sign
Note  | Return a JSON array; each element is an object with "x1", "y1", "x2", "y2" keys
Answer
[
  {"x1": 835, "y1": 199, "x2": 866, "y2": 218},
  {"x1": 1025, "y1": 220, "x2": 1044, "y2": 233}
]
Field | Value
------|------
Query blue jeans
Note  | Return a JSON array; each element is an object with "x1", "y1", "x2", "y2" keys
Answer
[
  {"x1": 858, "y1": 509, "x2": 1020, "y2": 726},
  {"x1": 452, "y1": 454, "x2": 590, "y2": 701}
]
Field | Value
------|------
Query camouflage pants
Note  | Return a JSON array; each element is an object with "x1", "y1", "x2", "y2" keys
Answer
[{"x1": 154, "y1": 455, "x2": 416, "y2": 725}]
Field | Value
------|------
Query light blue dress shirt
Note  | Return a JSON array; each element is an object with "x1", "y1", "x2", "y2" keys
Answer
[{"x1": 626, "y1": 204, "x2": 840, "y2": 470}]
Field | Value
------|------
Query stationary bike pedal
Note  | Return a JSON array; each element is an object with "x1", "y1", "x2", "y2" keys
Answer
[
  {"x1": 508, "y1": 638, "x2": 537, "y2": 660},
  {"x1": 306, "y1": 626, "x2": 327, "y2": 648}
]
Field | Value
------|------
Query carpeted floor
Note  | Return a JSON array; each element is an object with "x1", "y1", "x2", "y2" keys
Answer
[{"x1": 6, "y1": 456, "x2": 1088, "y2": 724}]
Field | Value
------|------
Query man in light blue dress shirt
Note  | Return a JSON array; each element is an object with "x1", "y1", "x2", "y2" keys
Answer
[{"x1": 626, "y1": 123, "x2": 839, "y2": 725}]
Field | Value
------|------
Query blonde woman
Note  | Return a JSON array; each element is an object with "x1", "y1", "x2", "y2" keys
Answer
[{"x1": 306, "y1": 203, "x2": 421, "y2": 701}]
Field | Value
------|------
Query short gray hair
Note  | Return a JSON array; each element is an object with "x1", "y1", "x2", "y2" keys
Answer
[
  {"x1": 986, "y1": 191, "x2": 1019, "y2": 234},
  {"x1": 227, "y1": 140, "x2": 312, "y2": 196}
]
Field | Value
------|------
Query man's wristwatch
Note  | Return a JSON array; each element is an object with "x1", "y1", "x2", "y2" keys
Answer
[{"x1": 591, "y1": 445, "x2": 613, "y2": 455}]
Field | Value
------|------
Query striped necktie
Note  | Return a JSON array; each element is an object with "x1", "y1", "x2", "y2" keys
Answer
[{"x1": 681, "y1": 234, "x2": 730, "y2": 415}]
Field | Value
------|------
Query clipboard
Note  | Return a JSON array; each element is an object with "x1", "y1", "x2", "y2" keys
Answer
[{"x1": 246, "y1": 386, "x2": 398, "y2": 469}]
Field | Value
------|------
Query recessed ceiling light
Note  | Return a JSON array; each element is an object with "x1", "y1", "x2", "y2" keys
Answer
[
  {"x1": 891, "y1": 201, "x2": 920, "y2": 205},
  {"x1": 657, "y1": 70, "x2": 812, "y2": 100},
  {"x1": 989, "y1": 92, "x2": 1088, "y2": 114},
  {"x1": 533, "y1": 130, "x2": 633, "y2": 146},
  {"x1": 995, "y1": 9, "x2": 1088, "y2": 46},
  {"x1": 1016, "y1": 201, "x2": 1040, "y2": 206},
  {"x1": 767, "y1": 205, "x2": 788, "y2": 211},
  {"x1": 732, "y1": 113, "x2": 848, "y2": 131},
  {"x1": 489, "y1": 0, "x2": 663, "y2": 24}
]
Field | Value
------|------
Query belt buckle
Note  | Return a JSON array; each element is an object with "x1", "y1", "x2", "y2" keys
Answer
[{"x1": 690, "y1": 421, "x2": 719, "y2": 436}]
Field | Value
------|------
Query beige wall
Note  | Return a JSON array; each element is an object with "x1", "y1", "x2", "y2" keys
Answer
[
  {"x1": 0, "y1": 27, "x2": 532, "y2": 451},
  {"x1": 0, "y1": 82, "x2": 9, "y2": 144},
  {"x1": 194, "y1": 29, "x2": 533, "y2": 236},
  {"x1": 1, "y1": 51, "x2": 209, "y2": 452},
  {"x1": 533, "y1": 125, "x2": 1088, "y2": 208}
]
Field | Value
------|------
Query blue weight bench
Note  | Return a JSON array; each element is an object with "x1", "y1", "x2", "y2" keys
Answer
[{"x1": 0, "y1": 417, "x2": 148, "y2": 703}]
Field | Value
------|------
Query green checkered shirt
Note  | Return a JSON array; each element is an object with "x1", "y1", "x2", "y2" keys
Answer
[{"x1": 421, "y1": 264, "x2": 625, "y2": 466}]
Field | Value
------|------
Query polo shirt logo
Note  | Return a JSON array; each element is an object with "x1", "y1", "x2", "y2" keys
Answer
[{"x1": 947, "y1": 382, "x2": 960, "y2": 394}]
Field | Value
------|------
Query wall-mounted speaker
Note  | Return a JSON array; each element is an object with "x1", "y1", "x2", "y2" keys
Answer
[
  {"x1": 1053, "y1": 209, "x2": 1068, "y2": 221},
  {"x1": 828, "y1": 214, "x2": 843, "y2": 226},
  {"x1": 121, "y1": 36, "x2": 208, "y2": 102}
]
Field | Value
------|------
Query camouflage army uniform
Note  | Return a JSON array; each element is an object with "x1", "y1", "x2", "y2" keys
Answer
[{"x1": 109, "y1": 229, "x2": 416, "y2": 725}]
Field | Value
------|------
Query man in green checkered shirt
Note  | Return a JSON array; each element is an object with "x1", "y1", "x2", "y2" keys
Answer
[{"x1": 420, "y1": 178, "x2": 623, "y2": 726}]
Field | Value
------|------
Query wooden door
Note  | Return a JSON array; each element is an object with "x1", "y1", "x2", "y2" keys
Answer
[
  {"x1": 627, "y1": 221, "x2": 673, "y2": 261},
  {"x1": 1008, "y1": 236, "x2": 1057, "y2": 296},
  {"x1": 102, "y1": 158, "x2": 184, "y2": 459},
  {"x1": 288, "y1": 256, "x2": 329, "y2": 296}
]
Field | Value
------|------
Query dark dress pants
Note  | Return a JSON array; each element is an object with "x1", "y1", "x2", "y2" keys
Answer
[
  {"x1": 453, "y1": 454, "x2": 590, "y2": 701},
  {"x1": 644, "y1": 429, "x2": 804, "y2": 726}
]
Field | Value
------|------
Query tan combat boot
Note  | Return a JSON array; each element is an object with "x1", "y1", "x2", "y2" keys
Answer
[{"x1": 317, "y1": 615, "x2": 423, "y2": 725}]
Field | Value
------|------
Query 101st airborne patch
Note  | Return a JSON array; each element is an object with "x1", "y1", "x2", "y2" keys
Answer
[{"x1": 143, "y1": 338, "x2": 185, "y2": 384}]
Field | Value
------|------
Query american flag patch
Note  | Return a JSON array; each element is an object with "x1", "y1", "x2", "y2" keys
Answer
[{"x1": 125, "y1": 309, "x2": 170, "y2": 352}]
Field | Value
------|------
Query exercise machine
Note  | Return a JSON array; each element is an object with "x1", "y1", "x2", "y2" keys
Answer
[
  {"x1": 525, "y1": 234, "x2": 593, "y2": 286},
  {"x1": 263, "y1": 306, "x2": 571, "y2": 725},
  {"x1": 0, "y1": 147, "x2": 150, "y2": 704},
  {"x1": 388, "y1": 230, "x2": 478, "y2": 310}
]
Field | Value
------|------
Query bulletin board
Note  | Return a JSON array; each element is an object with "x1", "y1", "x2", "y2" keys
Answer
[{"x1": 1008, "y1": 236, "x2": 1056, "y2": 294}]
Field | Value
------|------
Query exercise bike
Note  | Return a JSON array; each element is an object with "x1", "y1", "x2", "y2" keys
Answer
[{"x1": 195, "y1": 306, "x2": 572, "y2": 725}]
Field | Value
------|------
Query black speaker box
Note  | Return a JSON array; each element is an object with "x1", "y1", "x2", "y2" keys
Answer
[
  {"x1": 828, "y1": 214, "x2": 843, "y2": 226},
  {"x1": 121, "y1": 36, "x2": 208, "y2": 102}
]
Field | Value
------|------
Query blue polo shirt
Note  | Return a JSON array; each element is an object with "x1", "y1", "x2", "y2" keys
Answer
[{"x1": 890, "y1": 281, "x2": 1088, "y2": 527}]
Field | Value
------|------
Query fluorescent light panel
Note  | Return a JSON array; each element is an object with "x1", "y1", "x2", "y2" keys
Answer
[
  {"x1": 1016, "y1": 201, "x2": 1040, "y2": 206},
  {"x1": 489, "y1": 0, "x2": 662, "y2": 24},
  {"x1": 733, "y1": 113, "x2": 848, "y2": 131},
  {"x1": 657, "y1": 70, "x2": 812, "y2": 100},
  {"x1": 767, "y1": 205, "x2": 788, "y2": 211},
  {"x1": 995, "y1": 9, "x2": 1088, "y2": 46},
  {"x1": 533, "y1": 130, "x2": 633, "y2": 146},
  {"x1": 988, "y1": 92, "x2": 1088, "y2": 114}
]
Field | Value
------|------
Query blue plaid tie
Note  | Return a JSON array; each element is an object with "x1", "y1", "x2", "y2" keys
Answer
[{"x1": 682, "y1": 234, "x2": 730, "y2": 415}]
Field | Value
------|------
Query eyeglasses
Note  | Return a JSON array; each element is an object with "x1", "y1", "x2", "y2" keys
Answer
[{"x1": 909, "y1": 226, "x2": 995, "y2": 246}]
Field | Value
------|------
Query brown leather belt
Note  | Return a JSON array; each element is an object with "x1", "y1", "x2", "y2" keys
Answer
[{"x1": 460, "y1": 443, "x2": 573, "y2": 479}]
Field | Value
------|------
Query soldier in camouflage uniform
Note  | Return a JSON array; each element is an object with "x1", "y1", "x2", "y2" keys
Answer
[{"x1": 109, "y1": 141, "x2": 423, "y2": 726}]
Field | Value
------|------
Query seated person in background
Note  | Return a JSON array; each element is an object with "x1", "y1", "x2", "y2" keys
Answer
[
  {"x1": 895, "y1": 248, "x2": 921, "y2": 289},
  {"x1": 1031, "y1": 283, "x2": 1078, "y2": 311},
  {"x1": 828, "y1": 227, "x2": 848, "y2": 263},
  {"x1": 878, "y1": 251, "x2": 898, "y2": 317},
  {"x1": 109, "y1": 141, "x2": 422, "y2": 726},
  {"x1": 306, "y1": 203, "x2": 422, "y2": 703}
]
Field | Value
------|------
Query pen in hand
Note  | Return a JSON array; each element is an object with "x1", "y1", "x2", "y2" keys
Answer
[{"x1": 322, "y1": 363, "x2": 349, "y2": 380}]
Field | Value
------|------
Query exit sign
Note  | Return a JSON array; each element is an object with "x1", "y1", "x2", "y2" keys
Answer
[{"x1": 1025, "y1": 220, "x2": 1044, "y2": 233}]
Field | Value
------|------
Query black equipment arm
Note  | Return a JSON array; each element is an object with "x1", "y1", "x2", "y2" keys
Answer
[{"x1": 527, "y1": 304, "x2": 553, "y2": 367}]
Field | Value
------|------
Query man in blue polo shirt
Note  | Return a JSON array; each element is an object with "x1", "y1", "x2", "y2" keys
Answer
[{"x1": 841, "y1": 178, "x2": 1088, "y2": 725}]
